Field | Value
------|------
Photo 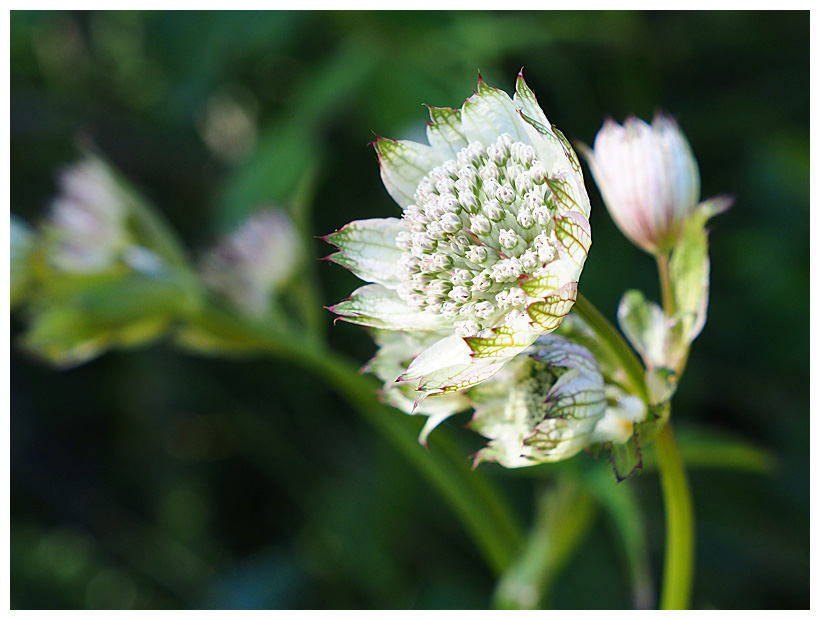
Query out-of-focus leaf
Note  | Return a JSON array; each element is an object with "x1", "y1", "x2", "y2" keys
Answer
[
  {"x1": 218, "y1": 40, "x2": 379, "y2": 228},
  {"x1": 11, "y1": 214, "x2": 35, "y2": 307},
  {"x1": 643, "y1": 426, "x2": 778, "y2": 476},
  {"x1": 493, "y1": 478, "x2": 595, "y2": 609},
  {"x1": 584, "y1": 465, "x2": 654, "y2": 609},
  {"x1": 21, "y1": 273, "x2": 193, "y2": 367}
]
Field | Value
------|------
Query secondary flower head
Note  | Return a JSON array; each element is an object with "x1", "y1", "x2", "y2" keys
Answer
[
  {"x1": 326, "y1": 73, "x2": 591, "y2": 404},
  {"x1": 201, "y1": 208, "x2": 303, "y2": 317},
  {"x1": 469, "y1": 335, "x2": 646, "y2": 468},
  {"x1": 581, "y1": 114, "x2": 700, "y2": 255},
  {"x1": 44, "y1": 158, "x2": 133, "y2": 273}
]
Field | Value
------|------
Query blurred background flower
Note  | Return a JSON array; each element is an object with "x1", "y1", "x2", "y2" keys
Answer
[
  {"x1": 10, "y1": 10, "x2": 808, "y2": 609},
  {"x1": 200, "y1": 208, "x2": 304, "y2": 318}
]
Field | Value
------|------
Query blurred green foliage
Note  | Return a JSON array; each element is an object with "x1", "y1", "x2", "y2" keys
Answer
[{"x1": 11, "y1": 10, "x2": 808, "y2": 609}]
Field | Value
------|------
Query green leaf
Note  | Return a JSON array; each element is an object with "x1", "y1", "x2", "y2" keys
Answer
[
  {"x1": 669, "y1": 195, "x2": 733, "y2": 343},
  {"x1": 10, "y1": 214, "x2": 34, "y2": 308},
  {"x1": 20, "y1": 272, "x2": 194, "y2": 367},
  {"x1": 584, "y1": 465, "x2": 654, "y2": 609},
  {"x1": 617, "y1": 289, "x2": 666, "y2": 368},
  {"x1": 644, "y1": 424, "x2": 778, "y2": 476}
]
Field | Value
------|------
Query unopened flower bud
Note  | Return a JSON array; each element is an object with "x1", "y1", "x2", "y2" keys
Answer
[{"x1": 581, "y1": 114, "x2": 700, "y2": 254}]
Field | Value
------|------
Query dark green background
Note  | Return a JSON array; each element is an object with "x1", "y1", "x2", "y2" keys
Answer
[{"x1": 10, "y1": 11, "x2": 809, "y2": 609}]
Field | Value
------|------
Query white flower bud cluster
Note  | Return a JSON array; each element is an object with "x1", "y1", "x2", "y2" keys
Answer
[
  {"x1": 395, "y1": 134, "x2": 563, "y2": 337},
  {"x1": 202, "y1": 209, "x2": 303, "y2": 317},
  {"x1": 47, "y1": 160, "x2": 131, "y2": 274}
]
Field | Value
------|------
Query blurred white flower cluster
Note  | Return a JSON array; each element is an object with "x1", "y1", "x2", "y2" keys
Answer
[{"x1": 201, "y1": 209, "x2": 303, "y2": 318}]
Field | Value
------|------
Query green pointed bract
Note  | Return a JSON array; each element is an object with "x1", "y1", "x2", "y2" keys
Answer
[
  {"x1": 465, "y1": 325, "x2": 538, "y2": 360},
  {"x1": 363, "y1": 328, "x2": 470, "y2": 443},
  {"x1": 330, "y1": 284, "x2": 452, "y2": 330},
  {"x1": 327, "y1": 73, "x2": 592, "y2": 408},
  {"x1": 616, "y1": 194, "x2": 731, "y2": 397},
  {"x1": 520, "y1": 261, "x2": 578, "y2": 299},
  {"x1": 669, "y1": 195, "x2": 732, "y2": 343},
  {"x1": 547, "y1": 177, "x2": 582, "y2": 216},
  {"x1": 462, "y1": 78, "x2": 531, "y2": 144},
  {"x1": 425, "y1": 106, "x2": 468, "y2": 158},
  {"x1": 609, "y1": 432, "x2": 642, "y2": 482},
  {"x1": 617, "y1": 289, "x2": 687, "y2": 404},
  {"x1": 325, "y1": 218, "x2": 405, "y2": 287},
  {"x1": 552, "y1": 127, "x2": 583, "y2": 176},
  {"x1": 375, "y1": 137, "x2": 440, "y2": 209},
  {"x1": 513, "y1": 72, "x2": 550, "y2": 129},
  {"x1": 617, "y1": 289, "x2": 669, "y2": 370},
  {"x1": 553, "y1": 211, "x2": 592, "y2": 266},
  {"x1": 400, "y1": 334, "x2": 510, "y2": 397},
  {"x1": 528, "y1": 283, "x2": 578, "y2": 332}
]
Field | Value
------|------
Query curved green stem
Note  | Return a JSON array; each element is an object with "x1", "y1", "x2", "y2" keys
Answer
[
  {"x1": 190, "y1": 305, "x2": 524, "y2": 574},
  {"x1": 493, "y1": 478, "x2": 595, "y2": 609},
  {"x1": 655, "y1": 422, "x2": 694, "y2": 609},
  {"x1": 586, "y1": 466, "x2": 654, "y2": 609},
  {"x1": 656, "y1": 253, "x2": 676, "y2": 317},
  {"x1": 574, "y1": 291, "x2": 696, "y2": 609},
  {"x1": 572, "y1": 293, "x2": 647, "y2": 401}
]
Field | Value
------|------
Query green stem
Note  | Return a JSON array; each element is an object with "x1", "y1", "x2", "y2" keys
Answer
[
  {"x1": 572, "y1": 293, "x2": 647, "y2": 401},
  {"x1": 656, "y1": 253, "x2": 676, "y2": 317},
  {"x1": 655, "y1": 422, "x2": 695, "y2": 609},
  {"x1": 586, "y1": 467, "x2": 654, "y2": 609},
  {"x1": 493, "y1": 478, "x2": 595, "y2": 609},
  {"x1": 653, "y1": 256, "x2": 696, "y2": 609},
  {"x1": 574, "y1": 291, "x2": 696, "y2": 609},
  {"x1": 191, "y1": 305, "x2": 524, "y2": 574}
]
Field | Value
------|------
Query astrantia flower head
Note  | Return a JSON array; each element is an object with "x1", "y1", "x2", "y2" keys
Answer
[
  {"x1": 326, "y1": 72, "x2": 591, "y2": 404},
  {"x1": 201, "y1": 208, "x2": 303, "y2": 317},
  {"x1": 581, "y1": 114, "x2": 700, "y2": 255},
  {"x1": 469, "y1": 335, "x2": 646, "y2": 468}
]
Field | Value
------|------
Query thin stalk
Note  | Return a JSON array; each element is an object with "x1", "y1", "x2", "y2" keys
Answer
[
  {"x1": 191, "y1": 305, "x2": 524, "y2": 574},
  {"x1": 656, "y1": 253, "x2": 676, "y2": 317},
  {"x1": 655, "y1": 422, "x2": 695, "y2": 609},
  {"x1": 586, "y1": 466, "x2": 654, "y2": 609},
  {"x1": 492, "y1": 478, "x2": 596, "y2": 609},
  {"x1": 574, "y1": 291, "x2": 696, "y2": 609},
  {"x1": 655, "y1": 251, "x2": 696, "y2": 609}
]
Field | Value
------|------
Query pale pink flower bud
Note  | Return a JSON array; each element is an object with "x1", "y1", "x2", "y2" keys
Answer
[{"x1": 582, "y1": 114, "x2": 700, "y2": 254}]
